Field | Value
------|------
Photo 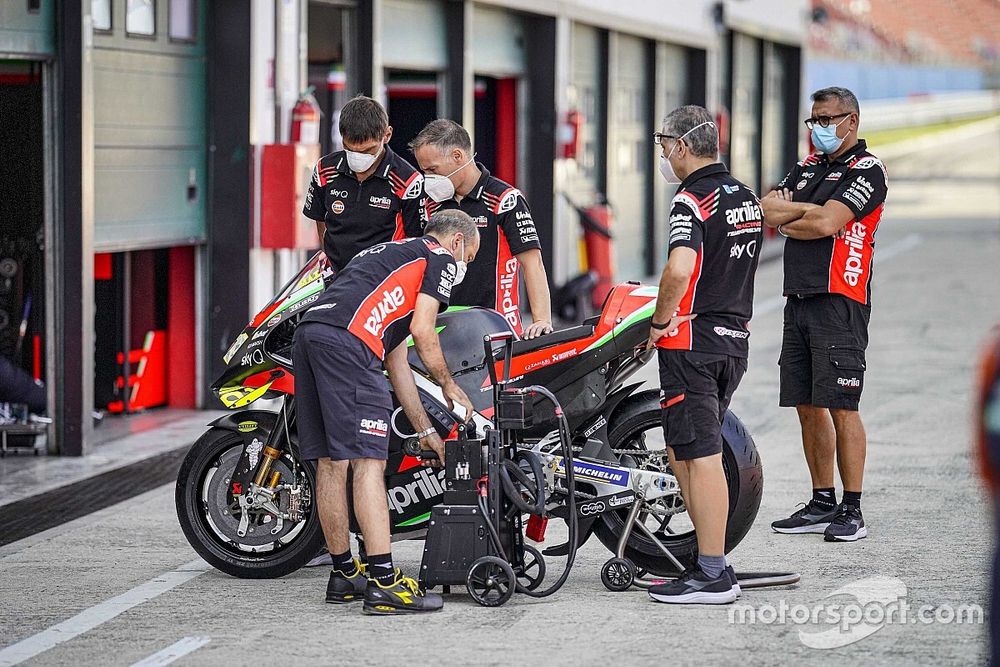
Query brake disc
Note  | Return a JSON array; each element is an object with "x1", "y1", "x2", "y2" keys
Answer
[{"x1": 203, "y1": 447, "x2": 304, "y2": 550}]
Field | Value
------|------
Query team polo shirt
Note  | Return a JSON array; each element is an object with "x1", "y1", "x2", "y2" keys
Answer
[
  {"x1": 423, "y1": 164, "x2": 541, "y2": 332},
  {"x1": 303, "y1": 145, "x2": 425, "y2": 272},
  {"x1": 777, "y1": 139, "x2": 888, "y2": 305},
  {"x1": 657, "y1": 163, "x2": 763, "y2": 358},
  {"x1": 300, "y1": 237, "x2": 456, "y2": 360}
]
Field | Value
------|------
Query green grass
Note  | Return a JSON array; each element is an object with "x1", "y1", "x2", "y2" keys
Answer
[{"x1": 864, "y1": 112, "x2": 999, "y2": 148}]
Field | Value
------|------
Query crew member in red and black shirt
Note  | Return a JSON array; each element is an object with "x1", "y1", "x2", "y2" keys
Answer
[
  {"x1": 408, "y1": 119, "x2": 553, "y2": 339},
  {"x1": 762, "y1": 86, "x2": 888, "y2": 543},
  {"x1": 293, "y1": 210, "x2": 479, "y2": 615},
  {"x1": 646, "y1": 106, "x2": 762, "y2": 605},
  {"x1": 303, "y1": 95, "x2": 425, "y2": 273}
]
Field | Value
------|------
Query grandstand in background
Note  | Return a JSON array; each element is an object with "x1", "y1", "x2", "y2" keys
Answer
[{"x1": 808, "y1": 0, "x2": 1000, "y2": 99}]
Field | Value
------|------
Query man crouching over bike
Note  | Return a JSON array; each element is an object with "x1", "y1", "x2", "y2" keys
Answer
[{"x1": 292, "y1": 210, "x2": 479, "y2": 614}]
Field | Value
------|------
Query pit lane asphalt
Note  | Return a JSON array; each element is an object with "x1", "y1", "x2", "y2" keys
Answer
[{"x1": 2, "y1": 127, "x2": 997, "y2": 666}]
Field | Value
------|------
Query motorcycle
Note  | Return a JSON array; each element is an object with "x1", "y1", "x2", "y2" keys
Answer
[{"x1": 175, "y1": 252, "x2": 763, "y2": 579}]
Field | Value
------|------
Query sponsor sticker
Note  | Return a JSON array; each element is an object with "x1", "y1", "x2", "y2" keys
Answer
[
  {"x1": 332, "y1": 200, "x2": 345, "y2": 214},
  {"x1": 223, "y1": 333, "x2": 248, "y2": 364},
  {"x1": 237, "y1": 420, "x2": 258, "y2": 433}
]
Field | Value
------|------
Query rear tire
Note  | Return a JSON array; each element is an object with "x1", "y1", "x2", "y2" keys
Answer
[
  {"x1": 593, "y1": 390, "x2": 763, "y2": 576},
  {"x1": 175, "y1": 426, "x2": 324, "y2": 579}
]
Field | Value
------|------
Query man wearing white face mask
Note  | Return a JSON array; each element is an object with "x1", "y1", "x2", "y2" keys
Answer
[
  {"x1": 303, "y1": 96, "x2": 426, "y2": 274},
  {"x1": 646, "y1": 105, "x2": 762, "y2": 605},
  {"x1": 409, "y1": 119, "x2": 553, "y2": 340},
  {"x1": 761, "y1": 87, "x2": 888, "y2": 543}
]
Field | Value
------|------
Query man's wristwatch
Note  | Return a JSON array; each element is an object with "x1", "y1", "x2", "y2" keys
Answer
[
  {"x1": 650, "y1": 321, "x2": 671, "y2": 330},
  {"x1": 416, "y1": 427, "x2": 436, "y2": 440}
]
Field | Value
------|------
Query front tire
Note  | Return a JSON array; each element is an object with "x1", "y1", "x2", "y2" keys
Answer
[
  {"x1": 593, "y1": 391, "x2": 763, "y2": 576},
  {"x1": 175, "y1": 426, "x2": 324, "y2": 578}
]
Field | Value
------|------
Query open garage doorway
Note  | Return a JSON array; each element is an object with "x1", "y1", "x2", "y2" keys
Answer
[
  {"x1": 385, "y1": 70, "x2": 440, "y2": 158},
  {"x1": 474, "y1": 76, "x2": 518, "y2": 184},
  {"x1": 0, "y1": 61, "x2": 47, "y2": 408}
]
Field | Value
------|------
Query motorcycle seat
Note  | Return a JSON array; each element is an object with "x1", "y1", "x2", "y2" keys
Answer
[{"x1": 510, "y1": 324, "x2": 595, "y2": 356}]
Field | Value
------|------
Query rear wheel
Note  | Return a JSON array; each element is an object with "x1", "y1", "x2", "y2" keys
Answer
[
  {"x1": 593, "y1": 391, "x2": 763, "y2": 576},
  {"x1": 175, "y1": 426, "x2": 324, "y2": 578}
]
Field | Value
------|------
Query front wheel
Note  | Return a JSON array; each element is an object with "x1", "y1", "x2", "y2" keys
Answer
[
  {"x1": 175, "y1": 426, "x2": 324, "y2": 578},
  {"x1": 593, "y1": 391, "x2": 763, "y2": 576}
]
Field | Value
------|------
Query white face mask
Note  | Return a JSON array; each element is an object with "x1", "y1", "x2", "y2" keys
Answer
[
  {"x1": 423, "y1": 155, "x2": 475, "y2": 203},
  {"x1": 658, "y1": 120, "x2": 717, "y2": 184},
  {"x1": 345, "y1": 144, "x2": 383, "y2": 173},
  {"x1": 452, "y1": 239, "x2": 467, "y2": 286}
]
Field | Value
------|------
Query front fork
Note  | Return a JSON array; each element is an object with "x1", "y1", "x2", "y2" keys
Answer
[{"x1": 236, "y1": 397, "x2": 307, "y2": 536}]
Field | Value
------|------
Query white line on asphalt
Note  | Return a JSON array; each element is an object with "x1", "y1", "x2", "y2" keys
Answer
[
  {"x1": 0, "y1": 559, "x2": 209, "y2": 667},
  {"x1": 130, "y1": 637, "x2": 212, "y2": 667},
  {"x1": 752, "y1": 233, "x2": 923, "y2": 317}
]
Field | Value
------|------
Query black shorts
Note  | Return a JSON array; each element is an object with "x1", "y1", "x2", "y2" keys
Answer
[
  {"x1": 292, "y1": 322, "x2": 392, "y2": 461},
  {"x1": 657, "y1": 350, "x2": 747, "y2": 461},
  {"x1": 779, "y1": 294, "x2": 870, "y2": 411}
]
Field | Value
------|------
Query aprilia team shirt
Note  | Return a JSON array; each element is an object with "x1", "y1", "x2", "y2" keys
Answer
[
  {"x1": 777, "y1": 139, "x2": 888, "y2": 305},
  {"x1": 301, "y1": 237, "x2": 456, "y2": 359},
  {"x1": 423, "y1": 164, "x2": 541, "y2": 332},
  {"x1": 303, "y1": 145, "x2": 425, "y2": 272},
  {"x1": 657, "y1": 163, "x2": 762, "y2": 358}
]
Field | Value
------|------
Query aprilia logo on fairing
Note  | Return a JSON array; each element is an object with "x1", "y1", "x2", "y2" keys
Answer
[
  {"x1": 364, "y1": 287, "x2": 406, "y2": 336},
  {"x1": 387, "y1": 468, "x2": 447, "y2": 514}
]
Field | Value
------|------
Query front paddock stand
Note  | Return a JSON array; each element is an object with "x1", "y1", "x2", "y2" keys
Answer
[{"x1": 600, "y1": 490, "x2": 800, "y2": 592}]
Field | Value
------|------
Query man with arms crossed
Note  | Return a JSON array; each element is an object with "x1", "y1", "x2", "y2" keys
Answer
[
  {"x1": 762, "y1": 87, "x2": 887, "y2": 542},
  {"x1": 293, "y1": 210, "x2": 478, "y2": 614},
  {"x1": 646, "y1": 106, "x2": 762, "y2": 605}
]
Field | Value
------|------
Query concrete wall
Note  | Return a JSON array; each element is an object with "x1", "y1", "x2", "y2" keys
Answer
[{"x1": 808, "y1": 58, "x2": 986, "y2": 101}]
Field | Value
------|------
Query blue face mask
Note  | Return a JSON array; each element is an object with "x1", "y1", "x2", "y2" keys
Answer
[{"x1": 811, "y1": 115, "x2": 850, "y2": 154}]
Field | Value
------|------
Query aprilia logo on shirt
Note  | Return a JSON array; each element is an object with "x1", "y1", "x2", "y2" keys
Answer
[
  {"x1": 369, "y1": 195, "x2": 392, "y2": 210},
  {"x1": 841, "y1": 221, "x2": 867, "y2": 286},
  {"x1": 363, "y1": 287, "x2": 406, "y2": 336}
]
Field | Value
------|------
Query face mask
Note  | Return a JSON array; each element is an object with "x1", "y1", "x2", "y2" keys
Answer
[
  {"x1": 810, "y1": 115, "x2": 850, "y2": 154},
  {"x1": 658, "y1": 120, "x2": 716, "y2": 184},
  {"x1": 659, "y1": 154, "x2": 679, "y2": 184},
  {"x1": 345, "y1": 144, "x2": 383, "y2": 173},
  {"x1": 423, "y1": 155, "x2": 475, "y2": 203},
  {"x1": 452, "y1": 239, "x2": 467, "y2": 286}
]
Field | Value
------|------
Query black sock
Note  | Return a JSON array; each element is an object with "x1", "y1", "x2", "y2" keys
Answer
[
  {"x1": 812, "y1": 487, "x2": 837, "y2": 511},
  {"x1": 368, "y1": 553, "x2": 396, "y2": 586},
  {"x1": 331, "y1": 549, "x2": 356, "y2": 575},
  {"x1": 842, "y1": 490, "x2": 862, "y2": 509}
]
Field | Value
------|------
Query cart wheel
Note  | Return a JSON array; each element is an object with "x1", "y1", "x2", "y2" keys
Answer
[
  {"x1": 601, "y1": 557, "x2": 635, "y2": 592},
  {"x1": 517, "y1": 544, "x2": 546, "y2": 591},
  {"x1": 467, "y1": 556, "x2": 516, "y2": 607}
]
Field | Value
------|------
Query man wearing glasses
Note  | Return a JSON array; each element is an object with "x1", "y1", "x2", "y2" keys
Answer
[{"x1": 761, "y1": 86, "x2": 888, "y2": 543}]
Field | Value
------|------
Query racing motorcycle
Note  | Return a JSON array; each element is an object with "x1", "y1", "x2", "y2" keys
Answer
[{"x1": 175, "y1": 253, "x2": 763, "y2": 579}]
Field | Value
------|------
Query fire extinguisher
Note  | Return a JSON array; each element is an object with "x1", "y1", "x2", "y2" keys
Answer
[{"x1": 291, "y1": 87, "x2": 321, "y2": 144}]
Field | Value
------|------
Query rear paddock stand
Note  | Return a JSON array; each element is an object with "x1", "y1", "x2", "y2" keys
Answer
[{"x1": 600, "y1": 489, "x2": 800, "y2": 592}]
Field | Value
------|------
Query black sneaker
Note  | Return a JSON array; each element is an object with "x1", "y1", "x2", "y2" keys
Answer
[
  {"x1": 326, "y1": 560, "x2": 367, "y2": 604},
  {"x1": 648, "y1": 568, "x2": 738, "y2": 605},
  {"x1": 362, "y1": 569, "x2": 444, "y2": 615},
  {"x1": 824, "y1": 504, "x2": 867, "y2": 542},
  {"x1": 726, "y1": 565, "x2": 741, "y2": 598},
  {"x1": 771, "y1": 501, "x2": 838, "y2": 534}
]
